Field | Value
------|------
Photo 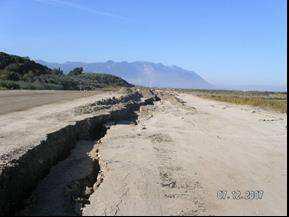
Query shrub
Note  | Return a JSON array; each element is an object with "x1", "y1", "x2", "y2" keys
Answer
[{"x1": 0, "y1": 80, "x2": 20, "y2": 89}]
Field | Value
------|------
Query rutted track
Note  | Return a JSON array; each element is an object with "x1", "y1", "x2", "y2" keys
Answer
[
  {"x1": 82, "y1": 90, "x2": 287, "y2": 216},
  {"x1": 0, "y1": 89, "x2": 286, "y2": 216},
  {"x1": 0, "y1": 90, "x2": 160, "y2": 216}
]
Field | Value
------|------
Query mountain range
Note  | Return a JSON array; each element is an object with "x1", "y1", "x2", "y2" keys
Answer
[
  {"x1": 37, "y1": 60, "x2": 213, "y2": 89},
  {"x1": 0, "y1": 52, "x2": 131, "y2": 90}
]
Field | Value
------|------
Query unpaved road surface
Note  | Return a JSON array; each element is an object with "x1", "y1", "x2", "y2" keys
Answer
[
  {"x1": 0, "y1": 90, "x2": 120, "y2": 163},
  {"x1": 0, "y1": 90, "x2": 286, "y2": 216},
  {"x1": 0, "y1": 90, "x2": 102, "y2": 115},
  {"x1": 83, "y1": 91, "x2": 287, "y2": 216}
]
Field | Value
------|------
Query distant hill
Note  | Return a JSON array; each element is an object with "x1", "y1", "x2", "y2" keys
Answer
[
  {"x1": 0, "y1": 52, "x2": 132, "y2": 90},
  {"x1": 37, "y1": 60, "x2": 213, "y2": 89}
]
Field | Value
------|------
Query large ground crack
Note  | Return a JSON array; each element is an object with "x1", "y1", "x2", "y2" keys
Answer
[{"x1": 0, "y1": 90, "x2": 160, "y2": 216}]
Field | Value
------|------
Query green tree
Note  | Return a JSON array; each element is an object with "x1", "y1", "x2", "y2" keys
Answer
[{"x1": 68, "y1": 67, "x2": 83, "y2": 76}]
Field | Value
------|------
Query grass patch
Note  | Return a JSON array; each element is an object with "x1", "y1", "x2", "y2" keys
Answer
[
  {"x1": 207, "y1": 95, "x2": 287, "y2": 113},
  {"x1": 179, "y1": 89, "x2": 287, "y2": 113}
]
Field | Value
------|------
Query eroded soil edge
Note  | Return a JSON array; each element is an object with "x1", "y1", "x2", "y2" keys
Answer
[{"x1": 0, "y1": 90, "x2": 159, "y2": 216}]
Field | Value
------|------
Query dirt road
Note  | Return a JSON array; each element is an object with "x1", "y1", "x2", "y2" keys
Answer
[
  {"x1": 0, "y1": 90, "x2": 286, "y2": 215},
  {"x1": 0, "y1": 90, "x2": 102, "y2": 115},
  {"x1": 0, "y1": 90, "x2": 120, "y2": 162},
  {"x1": 83, "y1": 91, "x2": 287, "y2": 216}
]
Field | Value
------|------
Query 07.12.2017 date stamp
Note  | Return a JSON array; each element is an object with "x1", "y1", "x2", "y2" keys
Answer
[{"x1": 217, "y1": 190, "x2": 264, "y2": 200}]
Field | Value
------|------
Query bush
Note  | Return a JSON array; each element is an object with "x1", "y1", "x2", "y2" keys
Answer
[
  {"x1": 0, "y1": 52, "x2": 133, "y2": 90},
  {"x1": 0, "y1": 80, "x2": 20, "y2": 89},
  {"x1": 68, "y1": 67, "x2": 83, "y2": 76}
]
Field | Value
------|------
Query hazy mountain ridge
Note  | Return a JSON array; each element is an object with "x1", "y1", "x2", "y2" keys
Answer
[
  {"x1": 37, "y1": 60, "x2": 213, "y2": 89},
  {"x1": 0, "y1": 52, "x2": 132, "y2": 90}
]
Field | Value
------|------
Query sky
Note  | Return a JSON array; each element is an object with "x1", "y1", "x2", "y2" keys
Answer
[{"x1": 0, "y1": 0, "x2": 287, "y2": 87}]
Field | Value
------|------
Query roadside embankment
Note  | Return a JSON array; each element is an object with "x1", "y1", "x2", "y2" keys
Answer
[{"x1": 0, "y1": 90, "x2": 159, "y2": 215}]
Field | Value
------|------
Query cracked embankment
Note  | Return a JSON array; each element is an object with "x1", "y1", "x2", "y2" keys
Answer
[{"x1": 0, "y1": 90, "x2": 159, "y2": 216}]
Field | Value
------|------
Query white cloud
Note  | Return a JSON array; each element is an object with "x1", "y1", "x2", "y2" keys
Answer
[{"x1": 33, "y1": 0, "x2": 129, "y2": 21}]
